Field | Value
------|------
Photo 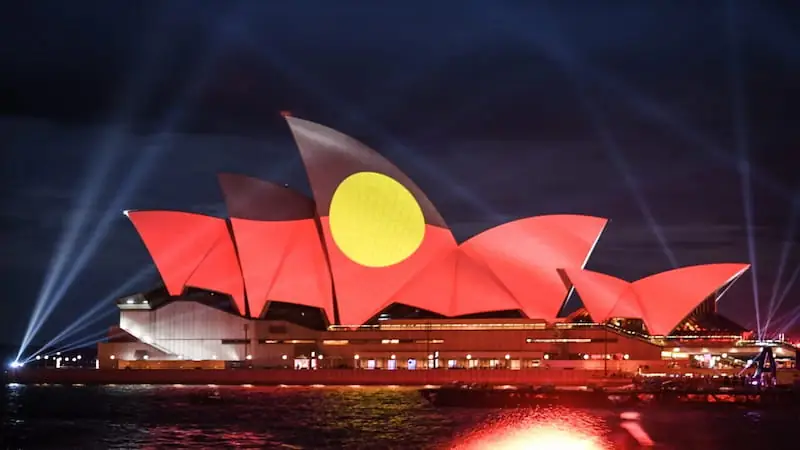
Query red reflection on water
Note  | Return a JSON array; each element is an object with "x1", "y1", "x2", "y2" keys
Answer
[{"x1": 452, "y1": 408, "x2": 609, "y2": 450}]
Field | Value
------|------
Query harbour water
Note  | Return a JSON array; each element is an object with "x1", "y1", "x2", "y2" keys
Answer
[{"x1": 1, "y1": 383, "x2": 798, "y2": 449}]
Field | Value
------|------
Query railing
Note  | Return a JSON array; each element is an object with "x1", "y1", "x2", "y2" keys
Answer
[{"x1": 328, "y1": 322, "x2": 549, "y2": 331}]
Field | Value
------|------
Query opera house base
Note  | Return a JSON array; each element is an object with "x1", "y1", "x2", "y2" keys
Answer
[{"x1": 7, "y1": 368, "x2": 638, "y2": 387}]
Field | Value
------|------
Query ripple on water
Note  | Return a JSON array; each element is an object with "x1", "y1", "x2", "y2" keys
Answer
[{"x1": 2, "y1": 384, "x2": 798, "y2": 449}]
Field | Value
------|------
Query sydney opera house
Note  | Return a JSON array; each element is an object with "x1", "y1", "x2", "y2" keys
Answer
[{"x1": 99, "y1": 117, "x2": 795, "y2": 371}]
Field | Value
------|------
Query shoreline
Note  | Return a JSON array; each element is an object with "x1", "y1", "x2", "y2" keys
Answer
[{"x1": 5, "y1": 368, "x2": 636, "y2": 387}]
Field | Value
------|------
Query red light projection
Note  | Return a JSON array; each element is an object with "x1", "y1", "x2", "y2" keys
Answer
[
  {"x1": 633, "y1": 263, "x2": 749, "y2": 336},
  {"x1": 217, "y1": 174, "x2": 333, "y2": 321},
  {"x1": 564, "y1": 263, "x2": 750, "y2": 335},
  {"x1": 229, "y1": 218, "x2": 333, "y2": 320},
  {"x1": 562, "y1": 270, "x2": 643, "y2": 322},
  {"x1": 386, "y1": 215, "x2": 606, "y2": 319},
  {"x1": 386, "y1": 247, "x2": 524, "y2": 317},
  {"x1": 184, "y1": 235, "x2": 246, "y2": 316},
  {"x1": 125, "y1": 211, "x2": 246, "y2": 315},
  {"x1": 461, "y1": 215, "x2": 607, "y2": 320},
  {"x1": 286, "y1": 117, "x2": 457, "y2": 325}
]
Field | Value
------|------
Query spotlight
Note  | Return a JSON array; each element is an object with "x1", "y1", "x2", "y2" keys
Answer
[{"x1": 9, "y1": 361, "x2": 24, "y2": 369}]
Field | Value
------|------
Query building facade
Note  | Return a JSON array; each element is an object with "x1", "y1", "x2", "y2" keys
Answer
[{"x1": 99, "y1": 293, "x2": 795, "y2": 371}]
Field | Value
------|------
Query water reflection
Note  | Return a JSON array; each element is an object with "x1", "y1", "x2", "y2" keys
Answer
[
  {"x1": 452, "y1": 408, "x2": 610, "y2": 449},
  {"x1": 2, "y1": 384, "x2": 797, "y2": 449}
]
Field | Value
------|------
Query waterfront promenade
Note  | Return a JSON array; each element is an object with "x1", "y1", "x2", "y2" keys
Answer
[{"x1": 8, "y1": 367, "x2": 799, "y2": 387}]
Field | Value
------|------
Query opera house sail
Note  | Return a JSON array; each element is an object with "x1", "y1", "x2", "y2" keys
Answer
[{"x1": 109, "y1": 116, "x2": 759, "y2": 369}]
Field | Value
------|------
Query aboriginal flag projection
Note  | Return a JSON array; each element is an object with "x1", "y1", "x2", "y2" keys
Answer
[
  {"x1": 285, "y1": 117, "x2": 457, "y2": 326},
  {"x1": 124, "y1": 116, "x2": 752, "y2": 331},
  {"x1": 217, "y1": 174, "x2": 334, "y2": 321},
  {"x1": 125, "y1": 210, "x2": 246, "y2": 315},
  {"x1": 564, "y1": 263, "x2": 750, "y2": 336}
]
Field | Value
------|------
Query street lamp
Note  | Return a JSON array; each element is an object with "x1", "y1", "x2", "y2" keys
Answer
[{"x1": 604, "y1": 322, "x2": 609, "y2": 377}]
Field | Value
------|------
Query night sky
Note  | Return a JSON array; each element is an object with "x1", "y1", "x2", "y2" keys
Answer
[{"x1": 2, "y1": 1, "x2": 799, "y2": 349}]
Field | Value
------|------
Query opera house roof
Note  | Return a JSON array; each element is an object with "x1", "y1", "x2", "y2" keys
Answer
[{"x1": 124, "y1": 117, "x2": 750, "y2": 336}]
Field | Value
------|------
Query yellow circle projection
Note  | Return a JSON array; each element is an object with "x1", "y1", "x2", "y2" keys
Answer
[{"x1": 329, "y1": 171, "x2": 425, "y2": 268}]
